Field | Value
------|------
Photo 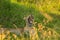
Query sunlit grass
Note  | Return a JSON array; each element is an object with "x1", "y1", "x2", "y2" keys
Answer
[
  {"x1": 11, "y1": 0, "x2": 60, "y2": 15},
  {"x1": 0, "y1": 23, "x2": 60, "y2": 40}
]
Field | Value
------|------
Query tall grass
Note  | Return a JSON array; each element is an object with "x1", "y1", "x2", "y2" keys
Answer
[{"x1": 0, "y1": 23, "x2": 60, "y2": 40}]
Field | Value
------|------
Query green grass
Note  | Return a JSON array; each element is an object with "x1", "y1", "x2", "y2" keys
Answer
[
  {"x1": 0, "y1": 0, "x2": 60, "y2": 40},
  {"x1": 0, "y1": 0, "x2": 45, "y2": 28}
]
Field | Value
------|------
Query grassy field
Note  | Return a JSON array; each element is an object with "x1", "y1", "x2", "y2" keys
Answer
[{"x1": 0, "y1": 0, "x2": 60, "y2": 40}]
